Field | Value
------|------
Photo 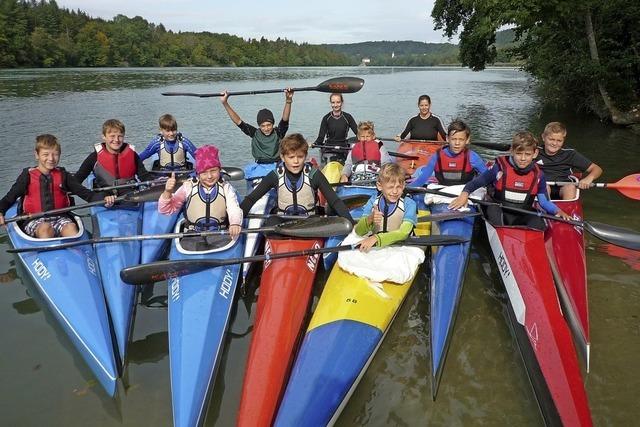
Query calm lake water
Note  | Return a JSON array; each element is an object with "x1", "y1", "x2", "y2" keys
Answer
[{"x1": 0, "y1": 67, "x2": 639, "y2": 426}]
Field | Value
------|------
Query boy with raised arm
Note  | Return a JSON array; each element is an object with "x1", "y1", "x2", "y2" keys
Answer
[{"x1": 0, "y1": 134, "x2": 115, "y2": 238}]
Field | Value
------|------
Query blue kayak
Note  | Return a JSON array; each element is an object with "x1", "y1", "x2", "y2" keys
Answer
[
  {"x1": 6, "y1": 204, "x2": 118, "y2": 395},
  {"x1": 322, "y1": 184, "x2": 377, "y2": 270},
  {"x1": 91, "y1": 204, "x2": 142, "y2": 369},
  {"x1": 429, "y1": 202, "x2": 476, "y2": 399},
  {"x1": 167, "y1": 221, "x2": 244, "y2": 427},
  {"x1": 140, "y1": 199, "x2": 179, "y2": 263}
]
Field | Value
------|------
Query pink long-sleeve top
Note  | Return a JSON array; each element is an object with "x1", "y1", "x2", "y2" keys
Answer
[{"x1": 158, "y1": 180, "x2": 243, "y2": 226}]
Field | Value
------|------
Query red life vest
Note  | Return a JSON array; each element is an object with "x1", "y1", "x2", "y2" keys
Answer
[
  {"x1": 493, "y1": 156, "x2": 540, "y2": 209},
  {"x1": 351, "y1": 140, "x2": 382, "y2": 164},
  {"x1": 22, "y1": 168, "x2": 71, "y2": 214},
  {"x1": 93, "y1": 143, "x2": 138, "y2": 187},
  {"x1": 434, "y1": 148, "x2": 474, "y2": 185}
]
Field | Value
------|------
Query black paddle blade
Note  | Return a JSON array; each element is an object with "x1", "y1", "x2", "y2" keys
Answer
[
  {"x1": 222, "y1": 167, "x2": 245, "y2": 181},
  {"x1": 340, "y1": 194, "x2": 373, "y2": 209},
  {"x1": 316, "y1": 77, "x2": 364, "y2": 93},
  {"x1": 124, "y1": 185, "x2": 166, "y2": 203},
  {"x1": 388, "y1": 151, "x2": 420, "y2": 160},
  {"x1": 584, "y1": 221, "x2": 640, "y2": 251},
  {"x1": 275, "y1": 216, "x2": 353, "y2": 238},
  {"x1": 120, "y1": 259, "x2": 225, "y2": 285},
  {"x1": 403, "y1": 235, "x2": 469, "y2": 246}
]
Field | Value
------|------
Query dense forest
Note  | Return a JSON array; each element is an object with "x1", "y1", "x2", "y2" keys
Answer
[
  {"x1": 432, "y1": 0, "x2": 640, "y2": 125},
  {"x1": 0, "y1": 0, "x2": 351, "y2": 67},
  {"x1": 323, "y1": 41, "x2": 459, "y2": 66}
]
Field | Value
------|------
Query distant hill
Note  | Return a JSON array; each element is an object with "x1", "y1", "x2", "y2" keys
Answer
[{"x1": 321, "y1": 40, "x2": 459, "y2": 66}]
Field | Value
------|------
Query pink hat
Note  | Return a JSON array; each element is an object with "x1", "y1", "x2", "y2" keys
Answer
[{"x1": 195, "y1": 145, "x2": 222, "y2": 173}]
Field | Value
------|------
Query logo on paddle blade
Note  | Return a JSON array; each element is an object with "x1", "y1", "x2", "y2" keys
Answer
[
  {"x1": 263, "y1": 240, "x2": 273, "y2": 270},
  {"x1": 306, "y1": 241, "x2": 321, "y2": 272},
  {"x1": 527, "y1": 322, "x2": 539, "y2": 349}
]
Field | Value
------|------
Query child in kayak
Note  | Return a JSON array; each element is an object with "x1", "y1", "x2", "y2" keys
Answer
[
  {"x1": 139, "y1": 114, "x2": 198, "y2": 171},
  {"x1": 314, "y1": 93, "x2": 358, "y2": 165},
  {"x1": 220, "y1": 88, "x2": 294, "y2": 180},
  {"x1": 411, "y1": 119, "x2": 488, "y2": 188},
  {"x1": 75, "y1": 119, "x2": 153, "y2": 193},
  {"x1": 158, "y1": 144, "x2": 242, "y2": 240},
  {"x1": 449, "y1": 131, "x2": 572, "y2": 230},
  {"x1": 355, "y1": 162, "x2": 418, "y2": 252},
  {"x1": 0, "y1": 134, "x2": 115, "y2": 238},
  {"x1": 536, "y1": 121, "x2": 603, "y2": 200},
  {"x1": 239, "y1": 133, "x2": 352, "y2": 222},
  {"x1": 340, "y1": 121, "x2": 392, "y2": 183}
]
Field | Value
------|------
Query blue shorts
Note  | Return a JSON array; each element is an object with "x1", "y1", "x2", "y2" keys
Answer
[{"x1": 24, "y1": 216, "x2": 75, "y2": 237}]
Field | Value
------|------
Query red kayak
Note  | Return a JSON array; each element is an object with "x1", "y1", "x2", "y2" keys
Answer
[
  {"x1": 485, "y1": 221, "x2": 592, "y2": 426},
  {"x1": 236, "y1": 236, "x2": 323, "y2": 427},
  {"x1": 395, "y1": 140, "x2": 441, "y2": 175},
  {"x1": 544, "y1": 191, "x2": 590, "y2": 370}
]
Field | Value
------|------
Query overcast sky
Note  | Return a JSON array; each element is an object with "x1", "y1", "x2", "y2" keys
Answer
[{"x1": 54, "y1": 0, "x2": 453, "y2": 44}]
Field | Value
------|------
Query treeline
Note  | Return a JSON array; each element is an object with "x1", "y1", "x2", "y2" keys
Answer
[
  {"x1": 323, "y1": 41, "x2": 459, "y2": 66},
  {"x1": 0, "y1": 0, "x2": 351, "y2": 67}
]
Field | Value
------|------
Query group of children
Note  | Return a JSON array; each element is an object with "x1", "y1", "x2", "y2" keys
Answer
[{"x1": 0, "y1": 87, "x2": 603, "y2": 256}]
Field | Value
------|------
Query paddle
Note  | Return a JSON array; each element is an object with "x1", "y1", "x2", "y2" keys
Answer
[
  {"x1": 7, "y1": 216, "x2": 353, "y2": 254},
  {"x1": 548, "y1": 173, "x2": 640, "y2": 201},
  {"x1": 246, "y1": 211, "x2": 480, "y2": 223},
  {"x1": 120, "y1": 234, "x2": 469, "y2": 285},
  {"x1": 161, "y1": 77, "x2": 365, "y2": 98},
  {"x1": 379, "y1": 137, "x2": 512, "y2": 151},
  {"x1": 332, "y1": 180, "x2": 377, "y2": 187},
  {"x1": 408, "y1": 187, "x2": 640, "y2": 250},
  {"x1": 340, "y1": 194, "x2": 373, "y2": 209},
  {"x1": 3, "y1": 186, "x2": 164, "y2": 225},
  {"x1": 388, "y1": 151, "x2": 420, "y2": 160}
]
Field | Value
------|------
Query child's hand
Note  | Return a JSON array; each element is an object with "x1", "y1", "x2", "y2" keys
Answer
[
  {"x1": 369, "y1": 206, "x2": 383, "y2": 229},
  {"x1": 285, "y1": 87, "x2": 294, "y2": 100},
  {"x1": 556, "y1": 209, "x2": 573, "y2": 221},
  {"x1": 103, "y1": 195, "x2": 116, "y2": 207},
  {"x1": 359, "y1": 235, "x2": 378, "y2": 252},
  {"x1": 448, "y1": 192, "x2": 469, "y2": 210},
  {"x1": 229, "y1": 224, "x2": 241, "y2": 240},
  {"x1": 340, "y1": 174, "x2": 349, "y2": 183},
  {"x1": 577, "y1": 177, "x2": 594, "y2": 190},
  {"x1": 220, "y1": 90, "x2": 229, "y2": 103},
  {"x1": 394, "y1": 135, "x2": 402, "y2": 142},
  {"x1": 162, "y1": 173, "x2": 176, "y2": 199}
]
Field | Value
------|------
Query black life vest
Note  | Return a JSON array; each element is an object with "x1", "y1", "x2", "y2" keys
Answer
[{"x1": 493, "y1": 156, "x2": 540, "y2": 209}]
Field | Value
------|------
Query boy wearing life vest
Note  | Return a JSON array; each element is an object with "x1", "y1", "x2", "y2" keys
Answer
[
  {"x1": 159, "y1": 145, "x2": 243, "y2": 240},
  {"x1": 355, "y1": 163, "x2": 418, "y2": 252},
  {"x1": 411, "y1": 120, "x2": 487, "y2": 187},
  {"x1": 0, "y1": 134, "x2": 115, "y2": 238},
  {"x1": 75, "y1": 119, "x2": 153, "y2": 193},
  {"x1": 535, "y1": 121, "x2": 603, "y2": 200},
  {"x1": 220, "y1": 88, "x2": 294, "y2": 180},
  {"x1": 139, "y1": 114, "x2": 198, "y2": 171},
  {"x1": 340, "y1": 121, "x2": 392, "y2": 183},
  {"x1": 449, "y1": 131, "x2": 572, "y2": 230},
  {"x1": 239, "y1": 133, "x2": 352, "y2": 222}
]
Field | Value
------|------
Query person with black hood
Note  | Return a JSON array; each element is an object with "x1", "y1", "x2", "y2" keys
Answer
[{"x1": 220, "y1": 88, "x2": 294, "y2": 180}]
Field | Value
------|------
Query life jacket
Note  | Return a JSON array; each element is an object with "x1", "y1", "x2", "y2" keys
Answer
[
  {"x1": 350, "y1": 140, "x2": 383, "y2": 182},
  {"x1": 93, "y1": 143, "x2": 138, "y2": 187},
  {"x1": 184, "y1": 179, "x2": 229, "y2": 231},
  {"x1": 434, "y1": 148, "x2": 475, "y2": 185},
  {"x1": 276, "y1": 163, "x2": 317, "y2": 215},
  {"x1": 22, "y1": 168, "x2": 71, "y2": 214},
  {"x1": 373, "y1": 194, "x2": 406, "y2": 233},
  {"x1": 251, "y1": 130, "x2": 280, "y2": 162},
  {"x1": 493, "y1": 156, "x2": 540, "y2": 209},
  {"x1": 157, "y1": 134, "x2": 187, "y2": 168}
]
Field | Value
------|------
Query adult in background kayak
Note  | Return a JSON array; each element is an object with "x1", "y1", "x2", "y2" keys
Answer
[
  {"x1": 314, "y1": 93, "x2": 358, "y2": 165},
  {"x1": 394, "y1": 94, "x2": 447, "y2": 142},
  {"x1": 220, "y1": 88, "x2": 294, "y2": 180}
]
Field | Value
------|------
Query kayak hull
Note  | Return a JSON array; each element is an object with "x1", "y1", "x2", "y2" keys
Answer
[
  {"x1": 168, "y1": 223, "x2": 244, "y2": 427},
  {"x1": 429, "y1": 203, "x2": 476, "y2": 398},
  {"x1": 396, "y1": 141, "x2": 441, "y2": 175},
  {"x1": 140, "y1": 199, "x2": 179, "y2": 264},
  {"x1": 237, "y1": 236, "x2": 323, "y2": 427},
  {"x1": 485, "y1": 221, "x2": 592, "y2": 426},
  {"x1": 242, "y1": 175, "x2": 276, "y2": 285},
  {"x1": 6, "y1": 204, "x2": 118, "y2": 395}
]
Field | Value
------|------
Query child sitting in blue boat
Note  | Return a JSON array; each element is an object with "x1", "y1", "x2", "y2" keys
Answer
[
  {"x1": 159, "y1": 144, "x2": 243, "y2": 240},
  {"x1": 220, "y1": 88, "x2": 294, "y2": 180},
  {"x1": 340, "y1": 121, "x2": 392, "y2": 184},
  {"x1": 139, "y1": 114, "x2": 198, "y2": 171},
  {"x1": 75, "y1": 119, "x2": 153, "y2": 193},
  {"x1": 0, "y1": 134, "x2": 115, "y2": 238},
  {"x1": 353, "y1": 162, "x2": 418, "y2": 251},
  {"x1": 449, "y1": 131, "x2": 572, "y2": 230},
  {"x1": 411, "y1": 119, "x2": 488, "y2": 188},
  {"x1": 239, "y1": 133, "x2": 352, "y2": 222}
]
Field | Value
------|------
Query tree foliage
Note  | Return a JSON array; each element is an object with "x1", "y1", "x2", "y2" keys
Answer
[
  {"x1": 432, "y1": 0, "x2": 640, "y2": 123},
  {"x1": 0, "y1": 0, "x2": 351, "y2": 68}
]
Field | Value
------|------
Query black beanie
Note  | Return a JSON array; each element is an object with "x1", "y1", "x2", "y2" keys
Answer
[{"x1": 256, "y1": 108, "x2": 275, "y2": 125}]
